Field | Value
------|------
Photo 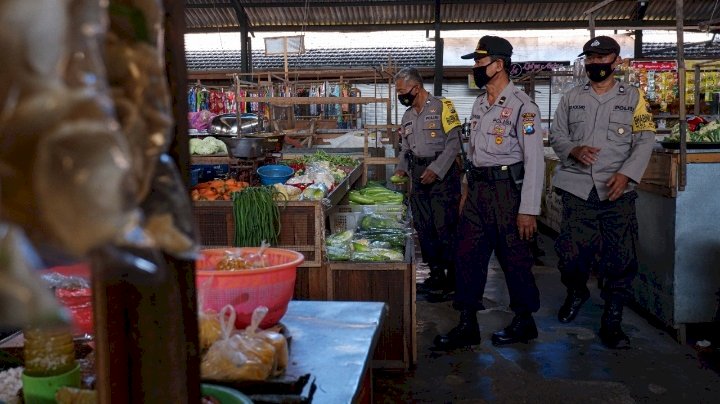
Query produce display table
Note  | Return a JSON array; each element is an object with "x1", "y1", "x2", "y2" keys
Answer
[
  {"x1": 282, "y1": 300, "x2": 385, "y2": 404},
  {"x1": 327, "y1": 238, "x2": 416, "y2": 369},
  {"x1": 633, "y1": 146, "x2": 720, "y2": 341},
  {"x1": 192, "y1": 163, "x2": 363, "y2": 300}
]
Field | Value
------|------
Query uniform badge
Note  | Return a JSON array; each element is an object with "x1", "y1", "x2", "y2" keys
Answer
[
  {"x1": 523, "y1": 122, "x2": 535, "y2": 135},
  {"x1": 430, "y1": 108, "x2": 437, "y2": 113},
  {"x1": 618, "y1": 127, "x2": 625, "y2": 135},
  {"x1": 500, "y1": 108, "x2": 512, "y2": 118},
  {"x1": 495, "y1": 136, "x2": 503, "y2": 145},
  {"x1": 428, "y1": 122, "x2": 437, "y2": 129},
  {"x1": 493, "y1": 124, "x2": 505, "y2": 135},
  {"x1": 471, "y1": 120, "x2": 478, "y2": 130},
  {"x1": 498, "y1": 96, "x2": 507, "y2": 106},
  {"x1": 430, "y1": 131, "x2": 437, "y2": 138}
]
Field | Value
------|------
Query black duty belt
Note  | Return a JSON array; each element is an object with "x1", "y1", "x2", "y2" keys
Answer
[
  {"x1": 407, "y1": 151, "x2": 440, "y2": 167},
  {"x1": 468, "y1": 162, "x2": 522, "y2": 182}
]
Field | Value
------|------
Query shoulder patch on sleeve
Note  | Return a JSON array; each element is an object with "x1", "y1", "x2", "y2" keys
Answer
[
  {"x1": 440, "y1": 98, "x2": 461, "y2": 133},
  {"x1": 632, "y1": 90, "x2": 656, "y2": 133}
]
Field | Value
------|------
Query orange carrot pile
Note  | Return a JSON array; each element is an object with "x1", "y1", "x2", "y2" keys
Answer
[{"x1": 191, "y1": 179, "x2": 250, "y2": 201}]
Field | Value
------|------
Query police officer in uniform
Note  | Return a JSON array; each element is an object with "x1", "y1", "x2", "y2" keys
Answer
[
  {"x1": 434, "y1": 36, "x2": 545, "y2": 349},
  {"x1": 550, "y1": 36, "x2": 656, "y2": 348},
  {"x1": 393, "y1": 67, "x2": 462, "y2": 296}
]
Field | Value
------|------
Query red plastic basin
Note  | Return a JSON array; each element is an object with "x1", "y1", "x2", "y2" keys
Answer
[{"x1": 196, "y1": 248, "x2": 304, "y2": 329}]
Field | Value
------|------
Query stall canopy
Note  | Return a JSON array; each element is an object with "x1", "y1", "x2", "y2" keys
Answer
[{"x1": 186, "y1": 0, "x2": 719, "y2": 33}]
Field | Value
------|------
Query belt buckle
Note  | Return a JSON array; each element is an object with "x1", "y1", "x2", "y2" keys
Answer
[{"x1": 500, "y1": 165, "x2": 508, "y2": 171}]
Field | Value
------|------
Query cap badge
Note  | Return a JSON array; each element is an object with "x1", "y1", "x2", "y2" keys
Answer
[{"x1": 591, "y1": 40, "x2": 600, "y2": 47}]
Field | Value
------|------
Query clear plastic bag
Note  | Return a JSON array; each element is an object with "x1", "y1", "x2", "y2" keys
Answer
[{"x1": 201, "y1": 305, "x2": 278, "y2": 382}]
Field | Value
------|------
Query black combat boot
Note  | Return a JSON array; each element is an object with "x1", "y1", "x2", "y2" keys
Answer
[
  {"x1": 419, "y1": 267, "x2": 447, "y2": 293},
  {"x1": 599, "y1": 299, "x2": 630, "y2": 349},
  {"x1": 491, "y1": 313, "x2": 538, "y2": 346},
  {"x1": 432, "y1": 310, "x2": 481, "y2": 350},
  {"x1": 558, "y1": 288, "x2": 590, "y2": 323}
]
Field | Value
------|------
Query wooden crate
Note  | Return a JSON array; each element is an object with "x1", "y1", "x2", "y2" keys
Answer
[
  {"x1": 327, "y1": 239, "x2": 416, "y2": 369},
  {"x1": 293, "y1": 263, "x2": 329, "y2": 301},
  {"x1": 192, "y1": 201, "x2": 324, "y2": 267}
]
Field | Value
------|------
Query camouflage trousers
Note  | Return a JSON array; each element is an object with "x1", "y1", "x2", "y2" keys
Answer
[
  {"x1": 409, "y1": 162, "x2": 460, "y2": 277},
  {"x1": 554, "y1": 188, "x2": 639, "y2": 303}
]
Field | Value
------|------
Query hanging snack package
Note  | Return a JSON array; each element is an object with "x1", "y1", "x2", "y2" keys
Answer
[
  {"x1": 104, "y1": 0, "x2": 198, "y2": 259},
  {"x1": 0, "y1": 223, "x2": 68, "y2": 328},
  {"x1": 201, "y1": 305, "x2": 275, "y2": 382},
  {"x1": 0, "y1": 0, "x2": 146, "y2": 257}
]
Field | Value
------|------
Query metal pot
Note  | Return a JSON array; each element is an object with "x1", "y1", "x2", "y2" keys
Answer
[
  {"x1": 209, "y1": 113, "x2": 260, "y2": 136},
  {"x1": 218, "y1": 137, "x2": 270, "y2": 158}
]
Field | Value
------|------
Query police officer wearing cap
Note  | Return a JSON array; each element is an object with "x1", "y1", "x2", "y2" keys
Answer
[
  {"x1": 434, "y1": 36, "x2": 544, "y2": 349},
  {"x1": 393, "y1": 67, "x2": 462, "y2": 296},
  {"x1": 550, "y1": 36, "x2": 655, "y2": 348}
]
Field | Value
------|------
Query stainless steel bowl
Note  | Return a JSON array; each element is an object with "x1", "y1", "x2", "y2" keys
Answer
[
  {"x1": 218, "y1": 137, "x2": 270, "y2": 158},
  {"x1": 209, "y1": 113, "x2": 260, "y2": 136}
]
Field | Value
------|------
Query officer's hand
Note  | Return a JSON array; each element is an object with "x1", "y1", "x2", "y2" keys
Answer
[
  {"x1": 420, "y1": 168, "x2": 438, "y2": 184},
  {"x1": 606, "y1": 173, "x2": 629, "y2": 201},
  {"x1": 393, "y1": 169, "x2": 407, "y2": 177},
  {"x1": 571, "y1": 146, "x2": 601, "y2": 165},
  {"x1": 517, "y1": 214, "x2": 537, "y2": 240}
]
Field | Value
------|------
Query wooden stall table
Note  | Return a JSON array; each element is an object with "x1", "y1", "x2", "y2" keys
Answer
[{"x1": 282, "y1": 300, "x2": 385, "y2": 404}]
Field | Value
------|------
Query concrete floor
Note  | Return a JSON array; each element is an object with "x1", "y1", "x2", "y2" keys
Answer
[{"x1": 373, "y1": 233, "x2": 720, "y2": 403}]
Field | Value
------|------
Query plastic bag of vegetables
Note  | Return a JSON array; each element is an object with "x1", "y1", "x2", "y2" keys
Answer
[{"x1": 300, "y1": 183, "x2": 328, "y2": 201}]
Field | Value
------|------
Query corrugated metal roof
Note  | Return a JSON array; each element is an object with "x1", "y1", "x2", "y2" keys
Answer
[
  {"x1": 187, "y1": 41, "x2": 720, "y2": 72},
  {"x1": 185, "y1": 0, "x2": 720, "y2": 33},
  {"x1": 186, "y1": 46, "x2": 435, "y2": 71},
  {"x1": 643, "y1": 37, "x2": 720, "y2": 59}
]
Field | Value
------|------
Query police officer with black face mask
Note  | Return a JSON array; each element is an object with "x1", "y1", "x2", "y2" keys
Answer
[
  {"x1": 550, "y1": 36, "x2": 656, "y2": 349},
  {"x1": 434, "y1": 36, "x2": 545, "y2": 350},
  {"x1": 394, "y1": 67, "x2": 462, "y2": 297}
]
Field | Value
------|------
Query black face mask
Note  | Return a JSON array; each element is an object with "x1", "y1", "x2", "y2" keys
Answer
[
  {"x1": 585, "y1": 62, "x2": 615, "y2": 82},
  {"x1": 398, "y1": 86, "x2": 417, "y2": 107},
  {"x1": 472, "y1": 62, "x2": 497, "y2": 89}
]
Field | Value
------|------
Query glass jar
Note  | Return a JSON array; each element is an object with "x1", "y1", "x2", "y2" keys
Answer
[{"x1": 23, "y1": 326, "x2": 76, "y2": 377}]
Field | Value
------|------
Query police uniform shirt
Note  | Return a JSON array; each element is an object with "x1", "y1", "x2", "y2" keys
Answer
[
  {"x1": 468, "y1": 82, "x2": 545, "y2": 215},
  {"x1": 550, "y1": 80, "x2": 656, "y2": 201},
  {"x1": 396, "y1": 95, "x2": 462, "y2": 179}
]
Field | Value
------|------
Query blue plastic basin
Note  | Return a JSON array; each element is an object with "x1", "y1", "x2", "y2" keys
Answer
[{"x1": 257, "y1": 164, "x2": 294, "y2": 185}]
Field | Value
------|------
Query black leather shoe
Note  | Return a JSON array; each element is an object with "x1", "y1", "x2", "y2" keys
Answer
[
  {"x1": 558, "y1": 289, "x2": 590, "y2": 323},
  {"x1": 599, "y1": 325, "x2": 630, "y2": 349},
  {"x1": 599, "y1": 299, "x2": 630, "y2": 349},
  {"x1": 432, "y1": 310, "x2": 480, "y2": 350},
  {"x1": 491, "y1": 314, "x2": 538, "y2": 346},
  {"x1": 425, "y1": 290, "x2": 455, "y2": 303},
  {"x1": 418, "y1": 274, "x2": 446, "y2": 293}
]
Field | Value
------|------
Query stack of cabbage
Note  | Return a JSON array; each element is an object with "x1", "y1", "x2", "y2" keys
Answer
[{"x1": 190, "y1": 136, "x2": 228, "y2": 155}]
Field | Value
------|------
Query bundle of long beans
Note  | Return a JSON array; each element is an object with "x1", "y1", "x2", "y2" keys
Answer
[{"x1": 232, "y1": 186, "x2": 281, "y2": 247}]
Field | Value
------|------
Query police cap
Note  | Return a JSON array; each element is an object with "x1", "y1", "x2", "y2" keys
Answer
[
  {"x1": 578, "y1": 36, "x2": 621, "y2": 57},
  {"x1": 461, "y1": 36, "x2": 513, "y2": 60}
]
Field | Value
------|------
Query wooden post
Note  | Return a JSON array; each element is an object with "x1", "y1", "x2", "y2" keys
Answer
[
  {"x1": 92, "y1": 1, "x2": 200, "y2": 402},
  {"x1": 677, "y1": 0, "x2": 687, "y2": 191}
]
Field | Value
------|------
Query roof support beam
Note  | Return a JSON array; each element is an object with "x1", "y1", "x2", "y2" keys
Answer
[
  {"x1": 633, "y1": 0, "x2": 649, "y2": 58},
  {"x1": 433, "y1": 0, "x2": 443, "y2": 97},
  {"x1": 230, "y1": 1, "x2": 252, "y2": 78},
  {"x1": 187, "y1": 19, "x2": 704, "y2": 33}
]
